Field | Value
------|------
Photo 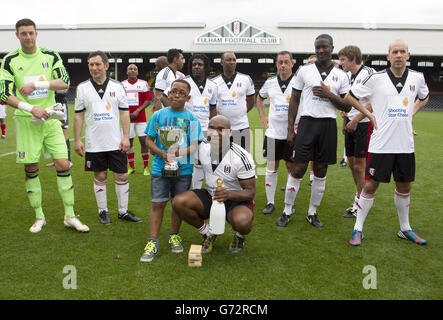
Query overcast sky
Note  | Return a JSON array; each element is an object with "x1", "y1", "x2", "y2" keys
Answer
[{"x1": 3, "y1": 0, "x2": 443, "y2": 27}]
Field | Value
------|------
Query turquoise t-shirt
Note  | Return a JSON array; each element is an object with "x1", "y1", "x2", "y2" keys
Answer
[{"x1": 145, "y1": 107, "x2": 203, "y2": 176}]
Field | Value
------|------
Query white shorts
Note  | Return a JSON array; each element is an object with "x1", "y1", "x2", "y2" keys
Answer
[
  {"x1": 129, "y1": 122, "x2": 147, "y2": 139},
  {"x1": 0, "y1": 104, "x2": 6, "y2": 119}
]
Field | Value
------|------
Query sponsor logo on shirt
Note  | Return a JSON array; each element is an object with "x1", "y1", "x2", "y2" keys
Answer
[{"x1": 403, "y1": 97, "x2": 409, "y2": 107}]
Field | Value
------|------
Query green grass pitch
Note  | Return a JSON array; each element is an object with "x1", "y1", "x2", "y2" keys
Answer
[{"x1": 0, "y1": 105, "x2": 442, "y2": 300}]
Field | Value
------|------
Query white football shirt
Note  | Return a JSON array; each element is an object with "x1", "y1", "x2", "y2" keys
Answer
[
  {"x1": 198, "y1": 141, "x2": 256, "y2": 196},
  {"x1": 212, "y1": 72, "x2": 255, "y2": 130},
  {"x1": 155, "y1": 66, "x2": 177, "y2": 92},
  {"x1": 350, "y1": 68, "x2": 429, "y2": 154},
  {"x1": 121, "y1": 78, "x2": 150, "y2": 107},
  {"x1": 293, "y1": 62, "x2": 350, "y2": 119},
  {"x1": 164, "y1": 76, "x2": 217, "y2": 131},
  {"x1": 75, "y1": 78, "x2": 129, "y2": 152},
  {"x1": 259, "y1": 74, "x2": 296, "y2": 140},
  {"x1": 347, "y1": 66, "x2": 376, "y2": 122}
]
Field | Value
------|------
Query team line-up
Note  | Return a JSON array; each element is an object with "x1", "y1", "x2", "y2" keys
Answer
[{"x1": 0, "y1": 18, "x2": 429, "y2": 263}]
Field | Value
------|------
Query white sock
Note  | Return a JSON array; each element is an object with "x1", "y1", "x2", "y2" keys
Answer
[
  {"x1": 235, "y1": 231, "x2": 246, "y2": 239},
  {"x1": 309, "y1": 170, "x2": 314, "y2": 182},
  {"x1": 353, "y1": 192, "x2": 374, "y2": 232},
  {"x1": 199, "y1": 222, "x2": 212, "y2": 236},
  {"x1": 115, "y1": 180, "x2": 129, "y2": 214},
  {"x1": 395, "y1": 190, "x2": 411, "y2": 232},
  {"x1": 308, "y1": 176, "x2": 326, "y2": 215},
  {"x1": 94, "y1": 178, "x2": 107, "y2": 212},
  {"x1": 284, "y1": 174, "x2": 301, "y2": 215},
  {"x1": 265, "y1": 169, "x2": 278, "y2": 205},
  {"x1": 352, "y1": 193, "x2": 360, "y2": 210},
  {"x1": 192, "y1": 164, "x2": 204, "y2": 189}
]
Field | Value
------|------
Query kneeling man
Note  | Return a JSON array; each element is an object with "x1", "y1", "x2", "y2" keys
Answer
[{"x1": 173, "y1": 115, "x2": 256, "y2": 253}]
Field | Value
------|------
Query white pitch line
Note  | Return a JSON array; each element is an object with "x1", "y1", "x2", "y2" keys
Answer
[{"x1": 0, "y1": 151, "x2": 16, "y2": 158}]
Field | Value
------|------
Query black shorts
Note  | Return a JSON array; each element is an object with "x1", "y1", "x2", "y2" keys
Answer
[
  {"x1": 85, "y1": 150, "x2": 128, "y2": 173},
  {"x1": 230, "y1": 127, "x2": 250, "y2": 152},
  {"x1": 191, "y1": 189, "x2": 254, "y2": 220},
  {"x1": 366, "y1": 153, "x2": 415, "y2": 183},
  {"x1": 263, "y1": 136, "x2": 293, "y2": 162},
  {"x1": 293, "y1": 116, "x2": 337, "y2": 164},
  {"x1": 345, "y1": 119, "x2": 373, "y2": 158}
]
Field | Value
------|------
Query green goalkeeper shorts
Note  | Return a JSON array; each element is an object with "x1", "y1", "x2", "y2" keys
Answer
[{"x1": 15, "y1": 116, "x2": 68, "y2": 164}]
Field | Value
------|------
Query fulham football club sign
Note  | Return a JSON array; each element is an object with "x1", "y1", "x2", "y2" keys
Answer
[{"x1": 195, "y1": 19, "x2": 280, "y2": 45}]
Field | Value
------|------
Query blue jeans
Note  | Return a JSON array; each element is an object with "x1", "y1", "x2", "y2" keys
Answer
[{"x1": 150, "y1": 174, "x2": 192, "y2": 202}]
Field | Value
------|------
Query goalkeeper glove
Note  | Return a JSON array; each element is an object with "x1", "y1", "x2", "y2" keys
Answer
[{"x1": 32, "y1": 103, "x2": 65, "y2": 124}]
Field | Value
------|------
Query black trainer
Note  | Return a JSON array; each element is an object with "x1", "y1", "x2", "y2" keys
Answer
[
  {"x1": 343, "y1": 207, "x2": 357, "y2": 218},
  {"x1": 306, "y1": 214, "x2": 324, "y2": 228},
  {"x1": 229, "y1": 234, "x2": 245, "y2": 253},
  {"x1": 276, "y1": 212, "x2": 291, "y2": 227},
  {"x1": 262, "y1": 203, "x2": 275, "y2": 215},
  {"x1": 99, "y1": 210, "x2": 111, "y2": 225},
  {"x1": 118, "y1": 211, "x2": 143, "y2": 222},
  {"x1": 338, "y1": 158, "x2": 347, "y2": 167}
]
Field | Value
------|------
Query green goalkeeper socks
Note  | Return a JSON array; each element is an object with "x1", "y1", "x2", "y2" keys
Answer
[
  {"x1": 25, "y1": 170, "x2": 45, "y2": 219},
  {"x1": 57, "y1": 170, "x2": 75, "y2": 219}
]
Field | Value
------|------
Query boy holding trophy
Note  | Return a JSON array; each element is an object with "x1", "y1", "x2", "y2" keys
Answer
[{"x1": 140, "y1": 80, "x2": 203, "y2": 263}]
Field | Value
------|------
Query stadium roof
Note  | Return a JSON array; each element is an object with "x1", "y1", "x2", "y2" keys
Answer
[{"x1": 1, "y1": 20, "x2": 443, "y2": 56}]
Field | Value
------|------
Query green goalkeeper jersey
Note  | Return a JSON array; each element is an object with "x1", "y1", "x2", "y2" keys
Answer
[{"x1": 0, "y1": 46, "x2": 70, "y2": 117}]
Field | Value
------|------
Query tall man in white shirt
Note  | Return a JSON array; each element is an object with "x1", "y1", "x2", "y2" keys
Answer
[
  {"x1": 280, "y1": 34, "x2": 374, "y2": 228},
  {"x1": 212, "y1": 52, "x2": 255, "y2": 151},
  {"x1": 153, "y1": 49, "x2": 184, "y2": 112},
  {"x1": 345, "y1": 40, "x2": 429, "y2": 246},
  {"x1": 74, "y1": 51, "x2": 142, "y2": 224},
  {"x1": 338, "y1": 46, "x2": 375, "y2": 218},
  {"x1": 257, "y1": 51, "x2": 296, "y2": 216}
]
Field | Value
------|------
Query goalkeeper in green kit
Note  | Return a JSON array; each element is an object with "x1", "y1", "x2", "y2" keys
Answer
[{"x1": 0, "y1": 18, "x2": 89, "y2": 233}]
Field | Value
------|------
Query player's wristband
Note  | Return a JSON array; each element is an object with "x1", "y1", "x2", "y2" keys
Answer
[
  {"x1": 33, "y1": 81, "x2": 50, "y2": 90},
  {"x1": 18, "y1": 101, "x2": 34, "y2": 113}
]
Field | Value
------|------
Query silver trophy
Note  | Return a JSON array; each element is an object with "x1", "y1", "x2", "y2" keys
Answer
[{"x1": 155, "y1": 124, "x2": 185, "y2": 177}]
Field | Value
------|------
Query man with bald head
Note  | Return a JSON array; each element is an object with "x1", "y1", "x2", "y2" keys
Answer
[
  {"x1": 122, "y1": 64, "x2": 152, "y2": 175},
  {"x1": 173, "y1": 115, "x2": 256, "y2": 254},
  {"x1": 212, "y1": 52, "x2": 255, "y2": 151},
  {"x1": 155, "y1": 56, "x2": 168, "y2": 72},
  {"x1": 345, "y1": 40, "x2": 430, "y2": 246}
]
